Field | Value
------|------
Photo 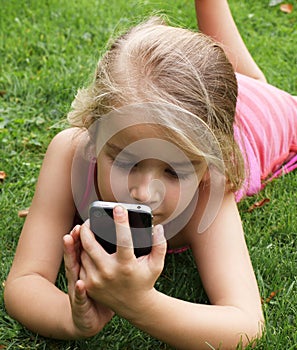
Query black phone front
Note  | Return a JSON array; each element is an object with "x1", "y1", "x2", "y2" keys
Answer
[{"x1": 89, "y1": 205, "x2": 152, "y2": 257}]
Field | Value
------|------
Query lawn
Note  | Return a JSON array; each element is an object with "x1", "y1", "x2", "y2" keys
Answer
[{"x1": 1, "y1": 0, "x2": 296, "y2": 349}]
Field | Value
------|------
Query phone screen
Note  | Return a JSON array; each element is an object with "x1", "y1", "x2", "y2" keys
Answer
[{"x1": 89, "y1": 204, "x2": 152, "y2": 257}]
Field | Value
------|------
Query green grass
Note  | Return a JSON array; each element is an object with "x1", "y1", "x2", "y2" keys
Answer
[{"x1": 1, "y1": 0, "x2": 297, "y2": 348}]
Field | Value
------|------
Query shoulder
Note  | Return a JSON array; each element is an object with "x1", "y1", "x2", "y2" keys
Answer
[
  {"x1": 184, "y1": 189, "x2": 240, "y2": 240},
  {"x1": 28, "y1": 128, "x2": 89, "y2": 229},
  {"x1": 236, "y1": 72, "x2": 295, "y2": 104},
  {"x1": 35, "y1": 127, "x2": 88, "y2": 196},
  {"x1": 47, "y1": 127, "x2": 85, "y2": 153},
  {"x1": 186, "y1": 189, "x2": 245, "y2": 271},
  {"x1": 43, "y1": 128, "x2": 88, "y2": 167}
]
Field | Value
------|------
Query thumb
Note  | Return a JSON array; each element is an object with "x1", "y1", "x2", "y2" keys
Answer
[
  {"x1": 63, "y1": 234, "x2": 79, "y2": 290},
  {"x1": 73, "y1": 280, "x2": 89, "y2": 307}
]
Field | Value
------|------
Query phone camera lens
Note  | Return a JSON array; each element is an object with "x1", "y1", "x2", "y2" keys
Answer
[
  {"x1": 137, "y1": 205, "x2": 141, "y2": 209},
  {"x1": 94, "y1": 210, "x2": 102, "y2": 218}
]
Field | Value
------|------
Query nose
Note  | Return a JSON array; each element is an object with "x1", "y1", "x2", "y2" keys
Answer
[{"x1": 129, "y1": 169, "x2": 165, "y2": 206}]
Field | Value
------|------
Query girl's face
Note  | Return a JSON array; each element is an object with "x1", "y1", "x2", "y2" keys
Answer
[{"x1": 96, "y1": 124, "x2": 207, "y2": 225}]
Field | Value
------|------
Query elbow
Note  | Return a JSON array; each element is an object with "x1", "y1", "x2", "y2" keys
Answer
[
  {"x1": 235, "y1": 313, "x2": 265, "y2": 349},
  {"x1": 215, "y1": 308, "x2": 265, "y2": 350},
  {"x1": 3, "y1": 276, "x2": 23, "y2": 321},
  {"x1": 3, "y1": 279, "x2": 15, "y2": 318}
]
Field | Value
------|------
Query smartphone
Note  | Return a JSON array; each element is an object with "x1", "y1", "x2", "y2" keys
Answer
[{"x1": 89, "y1": 201, "x2": 153, "y2": 257}]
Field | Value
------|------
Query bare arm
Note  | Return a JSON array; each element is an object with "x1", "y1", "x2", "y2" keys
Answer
[
  {"x1": 4, "y1": 129, "x2": 112, "y2": 338},
  {"x1": 195, "y1": 0, "x2": 267, "y2": 82},
  {"x1": 132, "y1": 193, "x2": 264, "y2": 349}
]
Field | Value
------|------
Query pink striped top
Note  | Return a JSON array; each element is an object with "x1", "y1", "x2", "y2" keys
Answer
[{"x1": 234, "y1": 73, "x2": 297, "y2": 201}]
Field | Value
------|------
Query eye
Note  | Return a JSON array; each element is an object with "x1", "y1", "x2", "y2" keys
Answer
[
  {"x1": 113, "y1": 158, "x2": 138, "y2": 170},
  {"x1": 165, "y1": 168, "x2": 190, "y2": 180}
]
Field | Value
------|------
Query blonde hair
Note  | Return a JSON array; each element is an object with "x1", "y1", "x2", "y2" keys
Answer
[{"x1": 68, "y1": 17, "x2": 244, "y2": 190}]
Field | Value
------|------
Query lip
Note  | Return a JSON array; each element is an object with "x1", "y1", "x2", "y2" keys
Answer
[
  {"x1": 152, "y1": 213, "x2": 162, "y2": 219},
  {"x1": 152, "y1": 213, "x2": 164, "y2": 225}
]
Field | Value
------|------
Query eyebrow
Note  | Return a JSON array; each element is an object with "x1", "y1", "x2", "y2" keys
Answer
[
  {"x1": 105, "y1": 142, "x2": 134, "y2": 157},
  {"x1": 105, "y1": 142, "x2": 202, "y2": 168},
  {"x1": 170, "y1": 160, "x2": 202, "y2": 169}
]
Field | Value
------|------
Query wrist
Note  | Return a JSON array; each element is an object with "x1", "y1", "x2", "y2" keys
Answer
[{"x1": 118, "y1": 288, "x2": 160, "y2": 325}]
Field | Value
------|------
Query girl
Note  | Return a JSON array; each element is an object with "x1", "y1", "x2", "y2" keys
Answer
[{"x1": 4, "y1": 1, "x2": 297, "y2": 349}]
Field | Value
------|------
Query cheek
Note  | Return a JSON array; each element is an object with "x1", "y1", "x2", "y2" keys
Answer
[
  {"x1": 97, "y1": 163, "x2": 131, "y2": 202},
  {"x1": 110, "y1": 169, "x2": 132, "y2": 202},
  {"x1": 165, "y1": 177, "x2": 200, "y2": 216},
  {"x1": 164, "y1": 182, "x2": 180, "y2": 199},
  {"x1": 96, "y1": 162, "x2": 114, "y2": 200},
  {"x1": 162, "y1": 182, "x2": 182, "y2": 212}
]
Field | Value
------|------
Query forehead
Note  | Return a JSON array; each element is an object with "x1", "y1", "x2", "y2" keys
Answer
[
  {"x1": 108, "y1": 123, "x2": 168, "y2": 145},
  {"x1": 94, "y1": 110, "x2": 208, "y2": 164}
]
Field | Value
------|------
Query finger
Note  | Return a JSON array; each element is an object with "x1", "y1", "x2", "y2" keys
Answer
[
  {"x1": 69, "y1": 225, "x2": 83, "y2": 263},
  {"x1": 80, "y1": 249, "x2": 97, "y2": 278},
  {"x1": 73, "y1": 280, "x2": 90, "y2": 308},
  {"x1": 113, "y1": 205, "x2": 134, "y2": 260},
  {"x1": 80, "y1": 223, "x2": 105, "y2": 258},
  {"x1": 79, "y1": 224, "x2": 110, "y2": 279},
  {"x1": 63, "y1": 234, "x2": 77, "y2": 271},
  {"x1": 149, "y1": 225, "x2": 167, "y2": 271},
  {"x1": 74, "y1": 280, "x2": 86, "y2": 299},
  {"x1": 70, "y1": 225, "x2": 81, "y2": 242},
  {"x1": 63, "y1": 235, "x2": 79, "y2": 291},
  {"x1": 74, "y1": 281, "x2": 115, "y2": 324},
  {"x1": 83, "y1": 219, "x2": 90, "y2": 228},
  {"x1": 79, "y1": 264, "x2": 87, "y2": 281}
]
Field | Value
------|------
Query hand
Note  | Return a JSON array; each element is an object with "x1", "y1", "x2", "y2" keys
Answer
[
  {"x1": 63, "y1": 225, "x2": 114, "y2": 338},
  {"x1": 79, "y1": 206, "x2": 167, "y2": 321}
]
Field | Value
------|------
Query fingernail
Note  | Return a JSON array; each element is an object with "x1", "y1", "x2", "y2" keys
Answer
[
  {"x1": 70, "y1": 225, "x2": 80, "y2": 235},
  {"x1": 114, "y1": 205, "x2": 125, "y2": 216}
]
